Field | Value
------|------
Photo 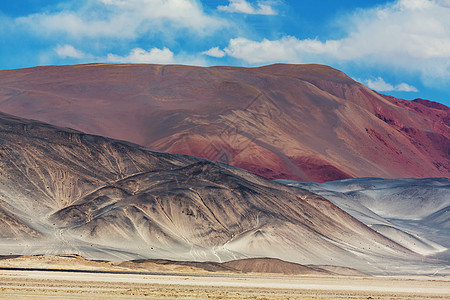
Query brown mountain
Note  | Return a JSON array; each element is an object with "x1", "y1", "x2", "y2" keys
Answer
[
  {"x1": 0, "y1": 63, "x2": 448, "y2": 182},
  {"x1": 2, "y1": 111, "x2": 444, "y2": 275}
]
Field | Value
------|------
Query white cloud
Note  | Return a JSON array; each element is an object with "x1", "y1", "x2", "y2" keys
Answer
[
  {"x1": 225, "y1": 37, "x2": 296, "y2": 64},
  {"x1": 395, "y1": 82, "x2": 419, "y2": 92},
  {"x1": 219, "y1": 0, "x2": 450, "y2": 85},
  {"x1": 397, "y1": 0, "x2": 434, "y2": 9},
  {"x1": 107, "y1": 47, "x2": 175, "y2": 64},
  {"x1": 202, "y1": 47, "x2": 226, "y2": 58},
  {"x1": 336, "y1": 0, "x2": 450, "y2": 62},
  {"x1": 55, "y1": 44, "x2": 88, "y2": 59},
  {"x1": 365, "y1": 77, "x2": 395, "y2": 92},
  {"x1": 224, "y1": 37, "x2": 339, "y2": 64},
  {"x1": 362, "y1": 77, "x2": 418, "y2": 92},
  {"x1": 15, "y1": 0, "x2": 226, "y2": 39},
  {"x1": 218, "y1": 0, "x2": 277, "y2": 15}
]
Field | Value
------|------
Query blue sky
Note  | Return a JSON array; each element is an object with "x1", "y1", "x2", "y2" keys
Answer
[{"x1": 1, "y1": 0, "x2": 449, "y2": 105}]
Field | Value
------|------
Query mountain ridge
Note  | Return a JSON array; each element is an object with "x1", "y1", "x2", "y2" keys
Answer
[
  {"x1": 0, "y1": 63, "x2": 448, "y2": 182},
  {"x1": 2, "y1": 110, "x2": 446, "y2": 275}
]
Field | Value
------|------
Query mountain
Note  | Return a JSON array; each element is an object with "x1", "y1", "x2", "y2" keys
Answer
[
  {"x1": 0, "y1": 63, "x2": 448, "y2": 182},
  {"x1": 278, "y1": 178, "x2": 450, "y2": 262},
  {"x1": 1, "y1": 111, "x2": 446, "y2": 275}
]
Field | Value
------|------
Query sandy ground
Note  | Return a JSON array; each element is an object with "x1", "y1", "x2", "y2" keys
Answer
[{"x1": 0, "y1": 269, "x2": 448, "y2": 300}]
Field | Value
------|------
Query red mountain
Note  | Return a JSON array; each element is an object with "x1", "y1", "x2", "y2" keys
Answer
[{"x1": 0, "y1": 63, "x2": 448, "y2": 182}]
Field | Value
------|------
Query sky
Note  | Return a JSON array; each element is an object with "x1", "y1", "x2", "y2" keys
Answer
[{"x1": 0, "y1": 0, "x2": 449, "y2": 106}]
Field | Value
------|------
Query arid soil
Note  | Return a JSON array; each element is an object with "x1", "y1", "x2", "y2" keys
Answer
[
  {"x1": 0, "y1": 254, "x2": 365, "y2": 277},
  {"x1": 0, "y1": 255, "x2": 448, "y2": 299},
  {"x1": 0, "y1": 269, "x2": 448, "y2": 300}
]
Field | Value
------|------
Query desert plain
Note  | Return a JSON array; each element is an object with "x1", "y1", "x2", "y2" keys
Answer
[
  {"x1": 0, "y1": 255, "x2": 449, "y2": 300},
  {"x1": 1, "y1": 269, "x2": 449, "y2": 299}
]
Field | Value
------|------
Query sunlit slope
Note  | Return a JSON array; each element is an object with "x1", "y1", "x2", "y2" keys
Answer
[{"x1": 0, "y1": 111, "x2": 439, "y2": 275}]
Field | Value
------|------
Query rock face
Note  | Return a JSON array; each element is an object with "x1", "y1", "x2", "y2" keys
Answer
[
  {"x1": 1, "y1": 111, "x2": 445, "y2": 275},
  {"x1": 0, "y1": 63, "x2": 448, "y2": 182}
]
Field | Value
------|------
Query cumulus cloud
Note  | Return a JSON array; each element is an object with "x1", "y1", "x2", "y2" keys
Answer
[
  {"x1": 224, "y1": 37, "x2": 339, "y2": 64},
  {"x1": 218, "y1": 0, "x2": 277, "y2": 15},
  {"x1": 220, "y1": 0, "x2": 450, "y2": 84},
  {"x1": 107, "y1": 47, "x2": 175, "y2": 64},
  {"x1": 363, "y1": 77, "x2": 418, "y2": 92},
  {"x1": 15, "y1": 0, "x2": 226, "y2": 39},
  {"x1": 55, "y1": 44, "x2": 88, "y2": 59},
  {"x1": 337, "y1": 0, "x2": 450, "y2": 61},
  {"x1": 202, "y1": 47, "x2": 226, "y2": 58}
]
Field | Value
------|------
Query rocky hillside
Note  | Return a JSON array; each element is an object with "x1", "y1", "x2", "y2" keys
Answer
[{"x1": 1, "y1": 111, "x2": 442, "y2": 275}]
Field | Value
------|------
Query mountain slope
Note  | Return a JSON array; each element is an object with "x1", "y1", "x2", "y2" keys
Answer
[
  {"x1": 1, "y1": 111, "x2": 444, "y2": 275},
  {"x1": 0, "y1": 63, "x2": 448, "y2": 182},
  {"x1": 279, "y1": 178, "x2": 450, "y2": 259}
]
